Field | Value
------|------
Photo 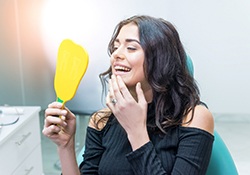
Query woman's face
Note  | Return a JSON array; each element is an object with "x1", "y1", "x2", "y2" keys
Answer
[{"x1": 110, "y1": 23, "x2": 149, "y2": 91}]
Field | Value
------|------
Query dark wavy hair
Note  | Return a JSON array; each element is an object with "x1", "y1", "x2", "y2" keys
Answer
[{"x1": 98, "y1": 15, "x2": 200, "y2": 133}]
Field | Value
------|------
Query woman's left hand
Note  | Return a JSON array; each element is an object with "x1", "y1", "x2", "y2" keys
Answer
[{"x1": 106, "y1": 75, "x2": 150, "y2": 150}]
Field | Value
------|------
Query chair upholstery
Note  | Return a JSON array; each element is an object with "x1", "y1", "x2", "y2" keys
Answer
[
  {"x1": 186, "y1": 54, "x2": 194, "y2": 77},
  {"x1": 77, "y1": 145, "x2": 85, "y2": 166},
  {"x1": 206, "y1": 130, "x2": 238, "y2": 174}
]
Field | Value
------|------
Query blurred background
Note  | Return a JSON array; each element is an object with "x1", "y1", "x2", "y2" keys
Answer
[
  {"x1": 0, "y1": 0, "x2": 250, "y2": 174},
  {"x1": 1, "y1": 0, "x2": 250, "y2": 115}
]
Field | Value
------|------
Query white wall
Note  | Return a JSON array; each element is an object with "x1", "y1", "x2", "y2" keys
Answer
[
  {"x1": 164, "y1": 0, "x2": 250, "y2": 114},
  {"x1": 0, "y1": 0, "x2": 55, "y2": 109},
  {"x1": 1, "y1": 0, "x2": 249, "y2": 115}
]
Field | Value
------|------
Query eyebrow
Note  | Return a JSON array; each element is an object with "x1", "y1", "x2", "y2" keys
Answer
[{"x1": 115, "y1": 38, "x2": 141, "y2": 45}]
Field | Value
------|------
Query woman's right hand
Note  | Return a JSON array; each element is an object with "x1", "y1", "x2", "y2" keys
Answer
[{"x1": 42, "y1": 102, "x2": 77, "y2": 148}]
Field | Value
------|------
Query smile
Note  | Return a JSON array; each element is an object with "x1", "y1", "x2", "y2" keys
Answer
[{"x1": 114, "y1": 65, "x2": 131, "y2": 72}]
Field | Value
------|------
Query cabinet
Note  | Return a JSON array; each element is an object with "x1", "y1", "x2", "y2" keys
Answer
[{"x1": 0, "y1": 106, "x2": 43, "y2": 175}]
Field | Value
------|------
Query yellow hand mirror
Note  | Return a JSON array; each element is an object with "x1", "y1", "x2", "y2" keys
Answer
[{"x1": 54, "y1": 39, "x2": 89, "y2": 105}]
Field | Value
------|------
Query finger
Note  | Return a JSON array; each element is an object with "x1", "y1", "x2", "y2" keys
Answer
[
  {"x1": 106, "y1": 91, "x2": 116, "y2": 112},
  {"x1": 136, "y1": 82, "x2": 147, "y2": 105},
  {"x1": 111, "y1": 75, "x2": 124, "y2": 101},
  {"x1": 45, "y1": 107, "x2": 67, "y2": 118},
  {"x1": 42, "y1": 124, "x2": 61, "y2": 137},
  {"x1": 106, "y1": 91, "x2": 111, "y2": 105},
  {"x1": 108, "y1": 77, "x2": 120, "y2": 107},
  {"x1": 44, "y1": 116, "x2": 67, "y2": 127},
  {"x1": 116, "y1": 76, "x2": 134, "y2": 101},
  {"x1": 47, "y1": 102, "x2": 66, "y2": 119},
  {"x1": 106, "y1": 91, "x2": 113, "y2": 104},
  {"x1": 107, "y1": 80, "x2": 116, "y2": 107},
  {"x1": 59, "y1": 105, "x2": 76, "y2": 122},
  {"x1": 108, "y1": 79, "x2": 115, "y2": 100},
  {"x1": 48, "y1": 101, "x2": 64, "y2": 109}
]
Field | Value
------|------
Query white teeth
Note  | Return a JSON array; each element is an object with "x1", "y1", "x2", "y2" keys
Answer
[{"x1": 114, "y1": 65, "x2": 131, "y2": 72}]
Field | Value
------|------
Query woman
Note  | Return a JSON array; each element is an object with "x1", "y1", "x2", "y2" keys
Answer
[{"x1": 43, "y1": 15, "x2": 214, "y2": 175}]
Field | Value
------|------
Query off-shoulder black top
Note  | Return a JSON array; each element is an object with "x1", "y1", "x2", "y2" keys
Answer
[{"x1": 79, "y1": 103, "x2": 214, "y2": 175}]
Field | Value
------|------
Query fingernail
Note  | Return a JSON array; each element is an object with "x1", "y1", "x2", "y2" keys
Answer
[{"x1": 137, "y1": 82, "x2": 141, "y2": 87}]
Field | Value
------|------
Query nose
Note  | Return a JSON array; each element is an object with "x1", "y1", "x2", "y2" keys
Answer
[{"x1": 112, "y1": 47, "x2": 125, "y2": 60}]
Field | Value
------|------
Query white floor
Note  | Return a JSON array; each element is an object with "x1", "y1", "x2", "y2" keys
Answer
[{"x1": 40, "y1": 113, "x2": 250, "y2": 175}]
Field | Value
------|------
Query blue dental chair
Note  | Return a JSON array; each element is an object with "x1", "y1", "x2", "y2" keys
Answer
[
  {"x1": 77, "y1": 55, "x2": 238, "y2": 174},
  {"x1": 206, "y1": 130, "x2": 238, "y2": 175}
]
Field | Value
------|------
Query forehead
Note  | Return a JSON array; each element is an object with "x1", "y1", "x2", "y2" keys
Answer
[{"x1": 116, "y1": 23, "x2": 139, "y2": 40}]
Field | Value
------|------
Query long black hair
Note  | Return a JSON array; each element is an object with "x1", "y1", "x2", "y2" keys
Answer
[{"x1": 98, "y1": 15, "x2": 200, "y2": 133}]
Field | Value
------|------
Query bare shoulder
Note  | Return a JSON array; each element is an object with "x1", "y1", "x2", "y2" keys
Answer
[
  {"x1": 182, "y1": 105, "x2": 214, "y2": 135},
  {"x1": 88, "y1": 108, "x2": 112, "y2": 131}
]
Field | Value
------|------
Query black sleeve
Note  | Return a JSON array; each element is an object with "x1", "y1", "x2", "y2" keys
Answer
[
  {"x1": 126, "y1": 141, "x2": 167, "y2": 175},
  {"x1": 126, "y1": 128, "x2": 214, "y2": 175},
  {"x1": 79, "y1": 127, "x2": 104, "y2": 174}
]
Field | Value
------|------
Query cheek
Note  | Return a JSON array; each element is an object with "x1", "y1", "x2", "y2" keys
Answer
[
  {"x1": 133, "y1": 62, "x2": 146, "y2": 81},
  {"x1": 133, "y1": 55, "x2": 145, "y2": 77},
  {"x1": 110, "y1": 56, "x2": 115, "y2": 70},
  {"x1": 110, "y1": 55, "x2": 114, "y2": 64},
  {"x1": 132, "y1": 53, "x2": 145, "y2": 67},
  {"x1": 135, "y1": 57, "x2": 145, "y2": 74}
]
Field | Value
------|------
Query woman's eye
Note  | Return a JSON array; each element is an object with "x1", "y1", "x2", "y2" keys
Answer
[{"x1": 127, "y1": 47, "x2": 136, "y2": 50}]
